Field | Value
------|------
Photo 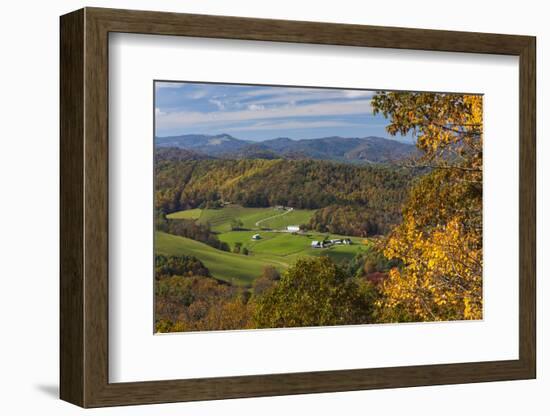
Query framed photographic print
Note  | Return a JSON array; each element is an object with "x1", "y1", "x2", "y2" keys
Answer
[{"x1": 60, "y1": 7, "x2": 536, "y2": 408}]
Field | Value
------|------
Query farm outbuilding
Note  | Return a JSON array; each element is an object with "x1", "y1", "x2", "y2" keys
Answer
[
  {"x1": 287, "y1": 225, "x2": 300, "y2": 232},
  {"x1": 311, "y1": 240, "x2": 329, "y2": 248}
]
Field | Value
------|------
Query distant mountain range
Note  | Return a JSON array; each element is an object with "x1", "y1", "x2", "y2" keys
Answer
[{"x1": 155, "y1": 133, "x2": 417, "y2": 163}]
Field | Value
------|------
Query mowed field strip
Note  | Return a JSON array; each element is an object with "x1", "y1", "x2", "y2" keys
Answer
[{"x1": 167, "y1": 205, "x2": 315, "y2": 232}]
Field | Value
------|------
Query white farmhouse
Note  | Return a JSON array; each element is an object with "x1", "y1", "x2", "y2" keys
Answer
[{"x1": 251, "y1": 234, "x2": 261, "y2": 240}]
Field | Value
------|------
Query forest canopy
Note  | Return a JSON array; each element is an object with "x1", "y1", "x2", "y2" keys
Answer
[
  {"x1": 372, "y1": 92, "x2": 483, "y2": 321},
  {"x1": 155, "y1": 158, "x2": 411, "y2": 237}
]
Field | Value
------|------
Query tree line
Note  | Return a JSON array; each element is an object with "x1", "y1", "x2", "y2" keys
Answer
[
  {"x1": 156, "y1": 215, "x2": 230, "y2": 252},
  {"x1": 308, "y1": 204, "x2": 399, "y2": 236},
  {"x1": 155, "y1": 158, "x2": 412, "y2": 237}
]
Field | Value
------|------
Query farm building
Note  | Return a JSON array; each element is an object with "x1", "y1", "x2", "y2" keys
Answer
[
  {"x1": 329, "y1": 238, "x2": 352, "y2": 245},
  {"x1": 311, "y1": 238, "x2": 351, "y2": 248},
  {"x1": 287, "y1": 225, "x2": 300, "y2": 232},
  {"x1": 251, "y1": 234, "x2": 261, "y2": 240},
  {"x1": 311, "y1": 240, "x2": 329, "y2": 248}
]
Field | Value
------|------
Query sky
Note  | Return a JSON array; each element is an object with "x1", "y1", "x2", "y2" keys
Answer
[{"x1": 154, "y1": 81, "x2": 415, "y2": 142}]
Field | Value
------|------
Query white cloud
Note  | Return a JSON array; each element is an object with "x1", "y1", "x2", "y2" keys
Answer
[
  {"x1": 188, "y1": 90, "x2": 209, "y2": 99},
  {"x1": 155, "y1": 82, "x2": 186, "y2": 89},
  {"x1": 245, "y1": 93, "x2": 330, "y2": 106},
  {"x1": 247, "y1": 104, "x2": 265, "y2": 111},
  {"x1": 156, "y1": 99, "x2": 373, "y2": 131},
  {"x1": 343, "y1": 90, "x2": 374, "y2": 98},
  {"x1": 235, "y1": 88, "x2": 374, "y2": 107},
  {"x1": 205, "y1": 87, "x2": 375, "y2": 110},
  {"x1": 240, "y1": 87, "x2": 313, "y2": 97},
  {"x1": 209, "y1": 99, "x2": 226, "y2": 110}
]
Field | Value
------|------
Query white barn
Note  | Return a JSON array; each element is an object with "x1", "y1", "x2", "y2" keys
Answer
[{"x1": 287, "y1": 225, "x2": 300, "y2": 232}]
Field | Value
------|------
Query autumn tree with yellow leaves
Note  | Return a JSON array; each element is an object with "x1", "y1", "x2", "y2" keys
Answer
[{"x1": 371, "y1": 92, "x2": 483, "y2": 322}]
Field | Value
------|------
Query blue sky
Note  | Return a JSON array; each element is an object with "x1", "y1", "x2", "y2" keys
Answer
[{"x1": 155, "y1": 81, "x2": 415, "y2": 142}]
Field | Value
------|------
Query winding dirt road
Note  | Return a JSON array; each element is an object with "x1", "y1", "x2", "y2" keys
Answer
[{"x1": 255, "y1": 207, "x2": 294, "y2": 228}]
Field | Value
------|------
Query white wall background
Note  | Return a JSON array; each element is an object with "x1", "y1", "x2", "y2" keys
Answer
[{"x1": 0, "y1": 0, "x2": 546, "y2": 414}]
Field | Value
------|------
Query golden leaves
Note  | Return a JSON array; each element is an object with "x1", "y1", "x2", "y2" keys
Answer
[{"x1": 373, "y1": 92, "x2": 483, "y2": 322}]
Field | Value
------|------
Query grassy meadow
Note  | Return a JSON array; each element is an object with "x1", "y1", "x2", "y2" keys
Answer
[
  {"x1": 158, "y1": 205, "x2": 366, "y2": 286},
  {"x1": 167, "y1": 205, "x2": 315, "y2": 233}
]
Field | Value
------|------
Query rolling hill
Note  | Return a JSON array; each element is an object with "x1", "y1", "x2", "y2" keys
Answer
[
  {"x1": 156, "y1": 227, "x2": 365, "y2": 286},
  {"x1": 167, "y1": 206, "x2": 316, "y2": 232},
  {"x1": 155, "y1": 133, "x2": 250, "y2": 156},
  {"x1": 155, "y1": 133, "x2": 416, "y2": 163},
  {"x1": 156, "y1": 231, "x2": 285, "y2": 286}
]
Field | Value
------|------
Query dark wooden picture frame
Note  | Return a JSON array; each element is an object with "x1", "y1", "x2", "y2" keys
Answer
[{"x1": 60, "y1": 7, "x2": 536, "y2": 408}]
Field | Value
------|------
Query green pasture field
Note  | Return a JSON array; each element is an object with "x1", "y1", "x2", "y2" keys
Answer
[
  {"x1": 167, "y1": 205, "x2": 315, "y2": 233},
  {"x1": 166, "y1": 208, "x2": 202, "y2": 220},
  {"x1": 155, "y1": 231, "x2": 287, "y2": 286},
  {"x1": 158, "y1": 206, "x2": 367, "y2": 285}
]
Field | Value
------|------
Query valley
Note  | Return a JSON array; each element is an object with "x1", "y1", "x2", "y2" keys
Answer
[
  {"x1": 154, "y1": 153, "x2": 411, "y2": 288},
  {"x1": 159, "y1": 205, "x2": 365, "y2": 285},
  {"x1": 153, "y1": 85, "x2": 483, "y2": 332}
]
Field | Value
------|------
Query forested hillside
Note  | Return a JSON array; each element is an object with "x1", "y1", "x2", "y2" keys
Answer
[
  {"x1": 155, "y1": 133, "x2": 417, "y2": 163},
  {"x1": 155, "y1": 158, "x2": 412, "y2": 236}
]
